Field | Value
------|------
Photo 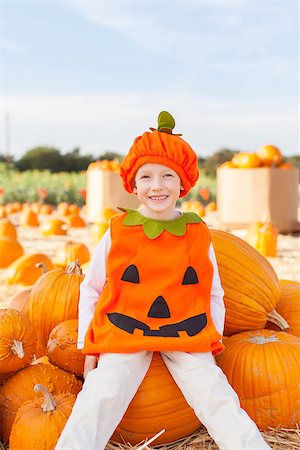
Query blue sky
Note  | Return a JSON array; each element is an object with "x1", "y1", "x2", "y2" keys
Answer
[{"x1": 0, "y1": 0, "x2": 298, "y2": 159}]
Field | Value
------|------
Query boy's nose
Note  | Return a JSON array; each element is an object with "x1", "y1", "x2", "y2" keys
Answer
[{"x1": 151, "y1": 177, "x2": 163, "y2": 190}]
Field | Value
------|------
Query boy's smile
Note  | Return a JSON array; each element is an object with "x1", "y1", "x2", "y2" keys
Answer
[{"x1": 133, "y1": 163, "x2": 184, "y2": 220}]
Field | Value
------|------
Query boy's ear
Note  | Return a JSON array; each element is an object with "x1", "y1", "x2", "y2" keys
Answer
[
  {"x1": 132, "y1": 185, "x2": 137, "y2": 194},
  {"x1": 180, "y1": 184, "x2": 184, "y2": 191}
]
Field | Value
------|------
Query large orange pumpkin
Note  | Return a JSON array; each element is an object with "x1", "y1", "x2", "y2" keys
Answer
[
  {"x1": 47, "y1": 319, "x2": 85, "y2": 377},
  {"x1": 0, "y1": 237, "x2": 24, "y2": 269},
  {"x1": 0, "y1": 309, "x2": 36, "y2": 373},
  {"x1": 211, "y1": 230, "x2": 283, "y2": 336},
  {"x1": 265, "y1": 281, "x2": 300, "y2": 338},
  {"x1": 216, "y1": 329, "x2": 300, "y2": 430},
  {"x1": 9, "y1": 289, "x2": 32, "y2": 318},
  {"x1": 9, "y1": 384, "x2": 76, "y2": 450},
  {"x1": 112, "y1": 353, "x2": 200, "y2": 445},
  {"x1": 6, "y1": 253, "x2": 54, "y2": 286},
  {"x1": 0, "y1": 363, "x2": 82, "y2": 443},
  {"x1": 28, "y1": 261, "x2": 84, "y2": 351}
]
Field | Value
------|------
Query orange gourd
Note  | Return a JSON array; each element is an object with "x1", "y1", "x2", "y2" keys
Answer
[
  {"x1": 216, "y1": 330, "x2": 300, "y2": 430},
  {"x1": 9, "y1": 384, "x2": 76, "y2": 450},
  {"x1": 265, "y1": 281, "x2": 300, "y2": 338},
  {"x1": 231, "y1": 152, "x2": 261, "y2": 168},
  {"x1": 6, "y1": 254, "x2": 54, "y2": 286},
  {"x1": 256, "y1": 144, "x2": 283, "y2": 167},
  {"x1": 47, "y1": 319, "x2": 85, "y2": 377},
  {"x1": 0, "y1": 218, "x2": 17, "y2": 239},
  {"x1": 0, "y1": 309, "x2": 36, "y2": 373},
  {"x1": 0, "y1": 237, "x2": 24, "y2": 269},
  {"x1": 0, "y1": 363, "x2": 82, "y2": 443},
  {"x1": 112, "y1": 353, "x2": 200, "y2": 445},
  {"x1": 211, "y1": 230, "x2": 284, "y2": 336},
  {"x1": 28, "y1": 261, "x2": 84, "y2": 350}
]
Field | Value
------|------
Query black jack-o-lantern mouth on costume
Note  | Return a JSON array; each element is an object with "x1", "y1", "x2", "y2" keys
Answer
[{"x1": 107, "y1": 264, "x2": 208, "y2": 338}]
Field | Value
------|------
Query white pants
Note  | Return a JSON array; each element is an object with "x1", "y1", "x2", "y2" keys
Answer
[{"x1": 55, "y1": 351, "x2": 271, "y2": 450}]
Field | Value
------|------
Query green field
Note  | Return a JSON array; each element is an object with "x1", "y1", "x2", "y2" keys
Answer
[{"x1": 0, "y1": 163, "x2": 216, "y2": 206}]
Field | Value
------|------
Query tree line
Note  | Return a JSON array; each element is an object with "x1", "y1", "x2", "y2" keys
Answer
[{"x1": 0, "y1": 146, "x2": 299, "y2": 178}]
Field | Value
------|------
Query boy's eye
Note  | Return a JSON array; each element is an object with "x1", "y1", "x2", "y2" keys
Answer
[
  {"x1": 164, "y1": 174, "x2": 173, "y2": 177},
  {"x1": 141, "y1": 175, "x2": 150, "y2": 179}
]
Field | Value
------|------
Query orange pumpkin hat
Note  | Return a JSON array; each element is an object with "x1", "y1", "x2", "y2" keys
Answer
[{"x1": 120, "y1": 111, "x2": 199, "y2": 197}]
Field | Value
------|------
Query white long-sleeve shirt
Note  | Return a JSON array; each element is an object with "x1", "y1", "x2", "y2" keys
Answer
[{"x1": 77, "y1": 228, "x2": 225, "y2": 349}]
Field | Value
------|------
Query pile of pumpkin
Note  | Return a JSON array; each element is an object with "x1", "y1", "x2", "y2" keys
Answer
[
  {"x1": 0, "y1": 229, "x2": 299, "y2": 449},
  {"x1": 219, "y1": 144, "x2": 295, "y2": 169},
  {"x1": 88, "y1": 159, "x2": 121, "y2": 173}
]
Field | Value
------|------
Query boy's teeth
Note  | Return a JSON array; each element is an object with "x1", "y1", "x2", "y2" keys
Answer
[{"x1": 150, "y1": 196, "x2": 167, "y2": 200}]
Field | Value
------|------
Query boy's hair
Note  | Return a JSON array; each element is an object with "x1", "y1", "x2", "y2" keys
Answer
[{"x1": 120, "y1": 113, "x2": 199, "y2": 198}]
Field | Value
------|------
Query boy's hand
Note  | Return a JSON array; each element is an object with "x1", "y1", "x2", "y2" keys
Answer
[{"x1": 84, "y1": 355, "x2": 98, "y2": 380}]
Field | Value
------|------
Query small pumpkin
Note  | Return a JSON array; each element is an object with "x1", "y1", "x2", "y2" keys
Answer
[
  {"x1": 6, "y1": 254, "x2": 54, "y2": 286},
  {"x1": 39, "y1": 204, "x2": 53, "y2": 215},
  {"x1": 47, "y1": 319, "x2": 85, "y2": 377},
  {"x1": 218, "y1": 161, "x2": 236, "y2": 169},
  {"x1": 0, "y1": 237, "x2": 24, "y2": 269},
  {"x1": 54, "y1": 241, "x2": 90, "y2": 268},
  {"x1": 0, "y1": 309, "x2": 36, "y2": 373},
  {"x1": 19, "y1": 209, "x2": 39, "y2": 227},
  {"x1": 265, "y1": 281, "x2": 300, "y2": 338},
  {"x1": 9, "y1": 384, "x2": 76, "y2": 450},
  {"x1": 256, "y1": 144, "x2": 282, "y2": 167},
  {"x1": 112, "y1": 353, "x2": 200, "y2": 445},
  {"x1": 67, "y1": 214, "x2": 86, "y2": 228},
  {"x1": 28, "y1": 261, "x2": 84, "y2": 350},
  {"x1": 246, "y1": 221, "x2": 277, "y2": 257},
  {"x1": 231, "y1": 152, "x2": 261, "y2": 168},
  {"x1": 91, "y1": 221, "x2": 109, "y2": 241},
  {"x1": 0, "y1": 363, "x2": 82, "y2": 443},
  {"x1": 0, "y1": 218, "x2": 17, "y2": 239},
  {"x1": 211, "y1": 230, "x2": 284, "y2": 336},
  {"x1": 216, "y1": 329, "x2": 300, "y2": 430},
  {"x1": 40, "y1": 218, "x2": 68, "y2": 236}
]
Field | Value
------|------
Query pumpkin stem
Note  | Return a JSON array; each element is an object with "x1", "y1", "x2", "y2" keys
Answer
[
  {"x1": 11, "y1": 339, "x2": 25, "y2": 358},
  {"x1": 65, "y1": 259, "x2": 83, "y2": 275},
  {"x1": 35, "y1": 262, "x2": 47, "y2": 274},
  {"x1": 267, "y1": 309, "x2": 289, "y2": 330},
  {"x1": 34, "y1": 384, "x2": 56, "y2": 412}
]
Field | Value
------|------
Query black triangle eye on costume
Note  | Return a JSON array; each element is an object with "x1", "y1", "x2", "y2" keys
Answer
[
  {"x1": 182, "y1": 266, "x2": 199, "y2": 285},
  {"x1": 121, "y1": 264, "x2": 140, "y2": 283}
]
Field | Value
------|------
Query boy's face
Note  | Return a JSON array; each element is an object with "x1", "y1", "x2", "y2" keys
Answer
[{"x1": 133, "y1": 163, "x2": 184, "y2": 219}]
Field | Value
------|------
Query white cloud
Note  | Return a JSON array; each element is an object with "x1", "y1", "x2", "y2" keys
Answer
[
  {"x1": 0, "y1": 91, "x2": 298, "y2": 158},
  {"x1": 63, "y1": 0, "x2": 297, "y2": 79}
]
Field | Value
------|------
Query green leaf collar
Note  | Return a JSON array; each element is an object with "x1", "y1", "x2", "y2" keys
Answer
[{"x1": 119, "y1": 208, "x2": 203, "y2": 239}]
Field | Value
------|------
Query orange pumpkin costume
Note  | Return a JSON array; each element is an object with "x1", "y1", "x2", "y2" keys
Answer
[{"x1": 83, "y1": 210, "x2": 224, "y2": 356}]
